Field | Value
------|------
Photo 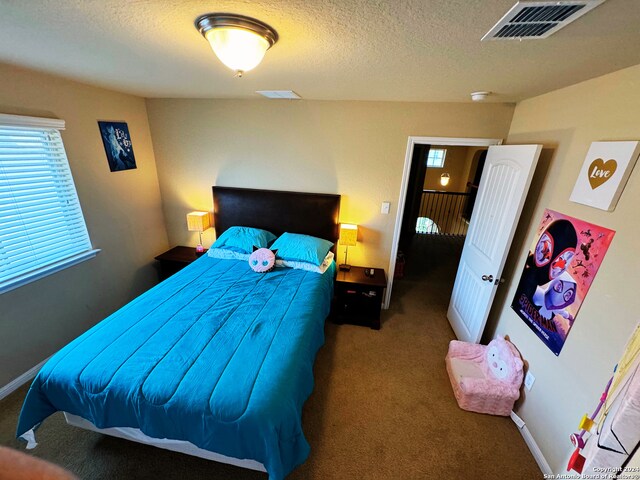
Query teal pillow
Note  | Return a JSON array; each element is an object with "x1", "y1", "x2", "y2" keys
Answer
[
  {"x1": 212, "y1": 226, "x2": 276, "y2": 254},
  {"x1": 271, "y1": 232, "x2": 334, "y2": 266}
]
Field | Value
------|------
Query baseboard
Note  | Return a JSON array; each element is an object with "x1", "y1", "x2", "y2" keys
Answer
[
  {"x1": 511, "y1": 410, "x2": 553, "y2": 475},
  {"x1": 0, "y1": 357, "x2": 50, "y2": 402}
]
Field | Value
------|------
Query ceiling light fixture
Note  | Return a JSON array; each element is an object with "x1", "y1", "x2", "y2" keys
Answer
[
  {"x1": 440, "y1": 173, "x2": 451, "y2": 187},
  {"x1": 195, "y1": 13, "x2": 278, "y2": 77}
]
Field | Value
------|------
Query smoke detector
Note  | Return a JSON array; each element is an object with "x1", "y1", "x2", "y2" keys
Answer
[{"x1": 471, "y1": 91, "x2": 491, "y2": 102}]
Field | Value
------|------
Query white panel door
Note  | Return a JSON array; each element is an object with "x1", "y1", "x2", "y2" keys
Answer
[{"x1": 447, "y1": 144, "x2": 542, "y2": 343}]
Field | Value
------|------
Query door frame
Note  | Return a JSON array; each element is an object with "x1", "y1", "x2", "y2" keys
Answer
[{"x1": 384, "y1": 136, "x2": 503, "y2": 309}]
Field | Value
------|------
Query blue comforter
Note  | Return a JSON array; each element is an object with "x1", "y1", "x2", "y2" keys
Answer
[{"x1": 17, "y1": 255, "x2": 335, "y2": 480}]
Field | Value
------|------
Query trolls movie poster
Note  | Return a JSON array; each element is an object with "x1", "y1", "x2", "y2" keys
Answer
[{"x1": 511, "y1": 209, "x2": 615, "y2": 356}]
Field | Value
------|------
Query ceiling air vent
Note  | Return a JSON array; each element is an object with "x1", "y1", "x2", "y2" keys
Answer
[
  {"x1": 256, "y1": 90, "x2": 301, "y2": 99},
  {"x1": 482, "y1": 0, "x2": 606, "y2": 41}
]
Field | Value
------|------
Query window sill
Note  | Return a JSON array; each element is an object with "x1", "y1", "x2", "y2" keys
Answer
[{"x1": 0, "y1": 249, "x2": 101, "y2": 295}]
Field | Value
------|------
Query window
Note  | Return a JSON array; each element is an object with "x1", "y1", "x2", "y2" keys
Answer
[
  {"x1": 0, "y1": 113, "x2": 98, "y2": 294},
  {"x1": 426, "y1": 148, "x2": 447, "y2": 168}
]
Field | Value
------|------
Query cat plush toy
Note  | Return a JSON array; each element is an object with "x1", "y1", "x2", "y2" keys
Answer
[{"x1": 248, "y1": 247, "x2": 277, "y2": 273}]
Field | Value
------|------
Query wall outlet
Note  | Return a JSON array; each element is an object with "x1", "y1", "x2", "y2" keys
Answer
[
  {"x1": 524, "y1": 371, "x2": 535, "y2": 391},
  {"x1": 381, "y1": 201, "x2": 390, "y2": 214}
]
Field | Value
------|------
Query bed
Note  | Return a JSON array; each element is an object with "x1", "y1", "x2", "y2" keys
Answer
[{"x1": 16, "y1": 186, "x2": 341, "y2": 480}]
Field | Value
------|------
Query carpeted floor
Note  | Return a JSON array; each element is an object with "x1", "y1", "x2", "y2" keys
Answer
[{"x1": 0, "y1": 234, "x2": 541, "y2": 479}]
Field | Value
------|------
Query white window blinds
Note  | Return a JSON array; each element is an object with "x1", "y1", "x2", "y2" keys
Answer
[{"x1": 0, "y1": 113, "x2": 98, "y2": 294}]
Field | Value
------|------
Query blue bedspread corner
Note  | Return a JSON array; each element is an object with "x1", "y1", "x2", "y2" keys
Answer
[{"x1": 16, "y1": 375, "x2": 54, "y2": 438}]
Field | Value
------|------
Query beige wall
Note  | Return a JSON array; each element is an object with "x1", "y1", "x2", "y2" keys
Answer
[
  {"x1": 423, "y1": 146, "x2": 471, "y2": 192},
  {"x1": 485, "y1": 64, "x2": 640, "y2": 473},
  {"x1": 464, "y1": 146, "x2": 488, "y2": 187},
  {"x1": 145, "y1": 99, "x2": 514, "y2": 270},
  {"x1": 0, "y1": 64, "x2": 168, "y2": 385}
]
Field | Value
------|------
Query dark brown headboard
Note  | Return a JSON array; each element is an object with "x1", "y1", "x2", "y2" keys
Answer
[{"x1": 212, "y1": 186, "x2": 341, "y2": 246}]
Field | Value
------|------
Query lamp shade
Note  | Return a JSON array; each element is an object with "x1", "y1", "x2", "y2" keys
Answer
[
  {"x1": 440, "y1": 173, "x2": 450, "y2": 186},
  {"x1": 205, "y1": 27, "x2": 270, "y2": 73},
  {"x1": 186, "y1": 211, "x2": 211, "y2": 232},
  {"x1": 339, "y1": 223, "x2": 358, "y2": 247}
]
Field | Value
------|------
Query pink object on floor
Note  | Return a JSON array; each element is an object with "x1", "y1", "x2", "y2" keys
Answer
[{"x1": 445, "y1": 336, "x2": 524, "y2": 416}]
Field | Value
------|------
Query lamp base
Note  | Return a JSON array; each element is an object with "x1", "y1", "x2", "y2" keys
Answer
[
  {"x1": 338, "y1": 264, "x2": 351, "y2": 271},
  {"x1": 195, "y1": 244, "x2": 205, "y2": 255}
]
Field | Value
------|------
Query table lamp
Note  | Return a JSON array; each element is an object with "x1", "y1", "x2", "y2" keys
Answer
[
  {"x1": 339, "y1": 223, "x2": 358, "y2": 271},
  {"x1": 186, "y1": 211, "x2": 212, "y2": 254}
]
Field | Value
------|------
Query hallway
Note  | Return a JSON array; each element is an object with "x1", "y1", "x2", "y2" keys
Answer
[{"x1": 391, "y1": 234, "x2": 465, "y2": 314}]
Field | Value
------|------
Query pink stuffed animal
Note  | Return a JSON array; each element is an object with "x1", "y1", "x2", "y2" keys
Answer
[
  {"x1": 248, "y1": 247, "x2": 277, "y2": 273},
  {"x1": 485, "y1": 337, "x2": 524, "y2": 383},
  {"x1": 445, "y1": 336, "x2": 524, "y2": 416}
]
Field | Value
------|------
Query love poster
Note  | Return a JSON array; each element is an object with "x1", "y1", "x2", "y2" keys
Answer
[
  {"x1": 570, "y1": 141, "x2": 640, "y2": 211},
  {"x1": 511, "y1": 210, "x2": 615, "y2": 356}
]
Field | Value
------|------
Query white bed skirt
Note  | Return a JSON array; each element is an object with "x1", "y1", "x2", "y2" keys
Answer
[{"x1": 63, "y1": 412, "x2": 266, "y2": 473}]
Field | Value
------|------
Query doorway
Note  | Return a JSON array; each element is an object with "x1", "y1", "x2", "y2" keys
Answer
[
  {"x1": 384, "y1": 137, "x2": 503, "y2": 309},
  {"x1": 393, "y1": 144, "x2": 490, "y2": 308}
]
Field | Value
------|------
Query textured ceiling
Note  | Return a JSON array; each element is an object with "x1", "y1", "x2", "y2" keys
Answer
[{"x1": 0, "y1": 0, "x2": 639, "y2": 102}]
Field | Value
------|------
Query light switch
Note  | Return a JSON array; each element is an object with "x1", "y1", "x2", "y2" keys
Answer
[{"x1": 381, "y1": 201, "x2": 390, "y2": 214}]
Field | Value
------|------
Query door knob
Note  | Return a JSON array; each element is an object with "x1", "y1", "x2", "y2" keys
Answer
[{"x1": 482, "y1": 274, "x2": 494, "y2": 282}]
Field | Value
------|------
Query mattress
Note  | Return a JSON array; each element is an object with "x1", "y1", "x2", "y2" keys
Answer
[
  {"x1": 63, "y1": 412, "x2": 266, "y2": 472},
  {"x1": 17, "y1": 255, "x2": 335, "y2": 480}
]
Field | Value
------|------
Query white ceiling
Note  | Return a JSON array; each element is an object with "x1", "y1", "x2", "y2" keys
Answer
[{"x1": 0, "y1": 0, "x2": 639, "y2": 102}]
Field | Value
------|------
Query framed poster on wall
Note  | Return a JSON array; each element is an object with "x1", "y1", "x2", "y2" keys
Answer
[
  {"x1": 510, "y1": 209, "x2": 615, "y2": 356},
  {"x1": 569, "y1": 141, "x2": 640, "y2": 211},
  {"x1": 98, "y1": 121, "x2": 137, "y2": 172}
]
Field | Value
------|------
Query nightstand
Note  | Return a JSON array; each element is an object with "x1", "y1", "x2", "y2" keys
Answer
[
  {"x1": 333, "y1": 266, "x2": 387, "y2": 330},
  {"x1": 154, "y1": 246, "x2": 206, "y2": 280}
]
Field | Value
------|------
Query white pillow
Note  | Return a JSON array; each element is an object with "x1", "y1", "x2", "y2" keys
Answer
[
  {"x1": 207, "y1": 247, "x2": 249, "y2": 261},
  {"x1": 276, "y1": 251, "x2": 334, "y2": 274}
]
